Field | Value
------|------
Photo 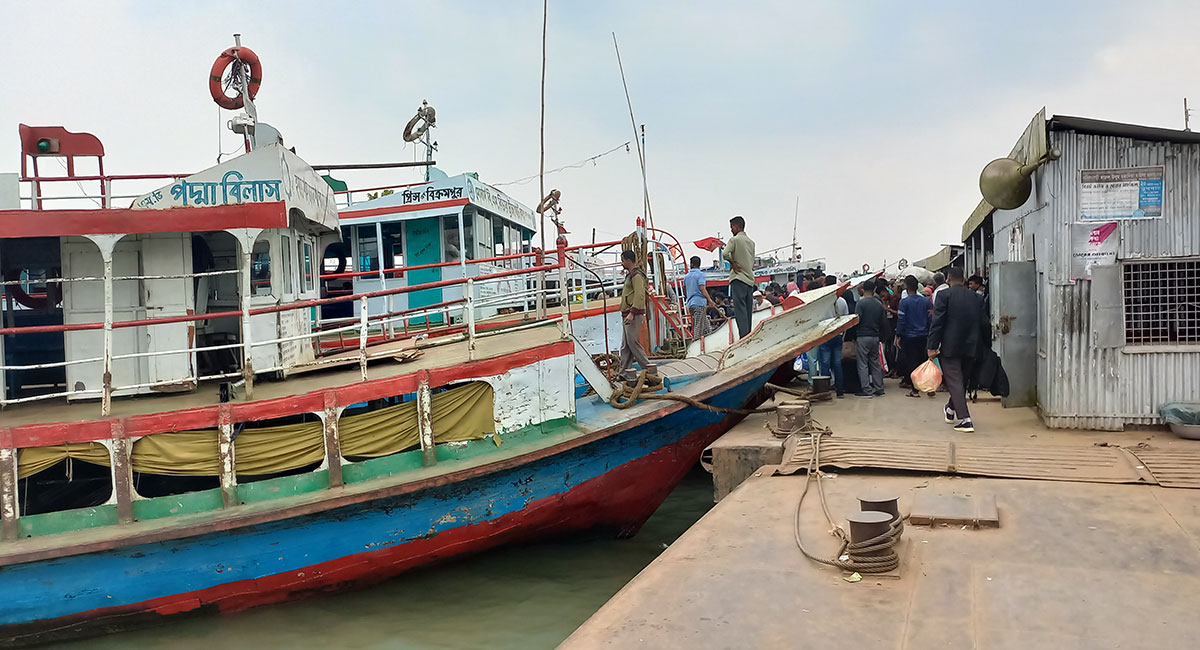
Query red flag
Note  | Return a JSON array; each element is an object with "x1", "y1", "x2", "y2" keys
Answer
[{"x1": 693, "y1": 236, "x2": 724, "y2": 252}]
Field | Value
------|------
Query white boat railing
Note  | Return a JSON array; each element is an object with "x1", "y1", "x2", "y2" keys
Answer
[{"x1": 0, "y1": 232, "x2": 694, "y2": 416}]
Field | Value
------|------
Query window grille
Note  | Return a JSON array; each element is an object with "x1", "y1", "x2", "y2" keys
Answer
[{"x1": 1123, "y1": 259, "x2": 1200, "y2": 345}]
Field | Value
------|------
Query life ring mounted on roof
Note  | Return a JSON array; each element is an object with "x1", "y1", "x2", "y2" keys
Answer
[
  {"x1": 403, "y1": 101, "x2": 437, "y2": 142},
  {"x1": 537, "y1": 189, "x2": 562, "y2": 215},
  {"x1": 209, "y1": 46, "x2": 262, "y2": 110}
]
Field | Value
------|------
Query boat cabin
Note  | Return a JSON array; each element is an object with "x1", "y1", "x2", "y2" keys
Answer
[
  {"x1": 327, "y1": 170, "x2": 537, "y2": 323},
  {"x1": 0, "y1": 125, "x2": 338, "y2": 403}
]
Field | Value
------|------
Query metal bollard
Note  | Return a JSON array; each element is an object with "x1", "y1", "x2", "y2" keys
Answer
[
  {"x1": 846, "y1": 511, "x2": 893, "y2": 557},
  {"x1": 858, "y1": 494, "x2": 901, "y2": 523}
]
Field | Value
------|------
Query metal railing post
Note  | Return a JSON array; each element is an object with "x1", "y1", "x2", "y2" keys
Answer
[
  {"x1": 557, "y1": 248, "x2": 571, "y2": 338},
  {"x1": 465, "y1": 278, "x2": 476, "y2": 360},
  {"x1": 240, "y1": 247, "x2": 255, "y2": 399},
  {"x1": 358, "y1": 296, "x2": 369, "y2": 381}
]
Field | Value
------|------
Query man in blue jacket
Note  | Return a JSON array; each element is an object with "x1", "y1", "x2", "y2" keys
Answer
[{"x1": 895, "y1": 275, "x2": 931, "y2": 398}]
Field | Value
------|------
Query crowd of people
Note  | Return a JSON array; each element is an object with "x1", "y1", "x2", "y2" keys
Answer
[{"x1": 616, "y1": 214, "x2": 990, "y2": 432}]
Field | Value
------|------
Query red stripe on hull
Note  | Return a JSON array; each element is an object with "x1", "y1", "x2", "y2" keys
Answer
[
  {"x1": 3, "y1": 340, "x2": 574, "y2": 448},
  {"x1": 15, "y1": 379, "x2": 775, "y2": 643}
]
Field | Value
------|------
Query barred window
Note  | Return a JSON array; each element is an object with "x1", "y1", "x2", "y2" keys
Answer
[{"x1": 1123, "y1": 259, "x2": 1200, "y2": 345}]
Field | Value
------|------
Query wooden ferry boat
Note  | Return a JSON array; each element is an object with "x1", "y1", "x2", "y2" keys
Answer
[{"x1": 0, "y1": 42, "x2": 855, "y2": 645}]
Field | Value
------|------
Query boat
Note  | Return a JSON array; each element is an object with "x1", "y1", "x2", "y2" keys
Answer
[{"x1": 0, "y1": 41, "x2": 856, "y2": 645}]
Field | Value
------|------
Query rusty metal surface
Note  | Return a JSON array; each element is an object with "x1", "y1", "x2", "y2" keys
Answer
[
  {"x1": 780, "y1": 436, "x2": 1160, "y2": 485},
  {"x1": 1129, "y1": 449, "x2": 1200, "y2": 489}
]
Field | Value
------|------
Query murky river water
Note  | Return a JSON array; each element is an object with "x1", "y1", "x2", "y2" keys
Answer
[{"x1": 52, "y1": 468, "x2": 714, "y2": 650}]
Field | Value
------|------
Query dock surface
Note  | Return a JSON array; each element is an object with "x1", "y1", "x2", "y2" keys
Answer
[{"x1": 563, "y1": 383, "x2": 1200, "y2": 649}]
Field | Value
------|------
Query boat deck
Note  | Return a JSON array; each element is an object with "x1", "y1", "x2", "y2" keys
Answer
[{"x1": 2, "y1": 323, "x2": 565, "y2": 429}]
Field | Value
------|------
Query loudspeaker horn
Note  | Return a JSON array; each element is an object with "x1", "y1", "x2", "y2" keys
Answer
[{"x1": 979, "y1": 149, "x2": 1060, "y2": 210}]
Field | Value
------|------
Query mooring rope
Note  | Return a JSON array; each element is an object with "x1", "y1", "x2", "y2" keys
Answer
[{"x1": 792, "y1": 431, "x2": 906, "y2": 573}]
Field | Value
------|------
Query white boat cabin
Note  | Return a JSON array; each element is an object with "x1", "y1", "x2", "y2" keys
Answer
[
  {"x1": 0, "y1": 130, "x2": 338, "y2": 402},
  {"x1": 329, "y1": 169, "x2": 537, "y2": 324}
]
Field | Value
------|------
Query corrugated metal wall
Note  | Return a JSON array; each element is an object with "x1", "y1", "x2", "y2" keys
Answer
[
  {"x1": 1038, "y1": 130, "x2": 1200, "y2": 430},
  {"x1": 1048, "y1": 131, "x2": 1200, "y2": 281}
]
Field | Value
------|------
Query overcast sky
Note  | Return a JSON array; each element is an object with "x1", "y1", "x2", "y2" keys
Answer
[{"x1": 4, "y1": 1, "x2": 1199, "y2": 271}]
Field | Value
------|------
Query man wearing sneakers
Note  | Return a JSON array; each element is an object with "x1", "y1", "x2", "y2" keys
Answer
[{"x1": 927, "y1": 267, "x2": 983, "y2": 432}]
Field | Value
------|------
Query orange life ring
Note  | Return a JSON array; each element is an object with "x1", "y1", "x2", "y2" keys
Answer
[
  {"x1": 3, "y1": 269, "x2": 62, "y2": 310},
  {"x1": 209, "y1": 46, "x2": 262, "y2": 110}
]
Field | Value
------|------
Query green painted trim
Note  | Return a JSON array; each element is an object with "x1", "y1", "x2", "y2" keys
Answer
[
  {"x1": 132, "y1": 489, "x2": 225, "y2": 521},
  {"x1": 342, "y1": 448, "x2": 425, "y2": 485},
  {"x1": 18, "y1": 504, "x2": 119, "y2": 538},
  {"x1": 237, "y1": 470, "x2": 331, "y2": 504}
]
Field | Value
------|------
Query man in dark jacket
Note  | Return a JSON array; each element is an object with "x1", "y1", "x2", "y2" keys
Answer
[
  {"x1": 853, "y1": 279, "x2": 886, "y2": 397},
  {"x1": 927, "y1": 267, "x2": 982, "y2": 432}
]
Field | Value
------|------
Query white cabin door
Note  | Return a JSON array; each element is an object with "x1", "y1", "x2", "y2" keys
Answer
[
  {"x1": 62, "y1": 238, "x2": 144, "y2": 398},
  {"x1": 142, "y1": 234, "x2": 196, "y2": 391}
]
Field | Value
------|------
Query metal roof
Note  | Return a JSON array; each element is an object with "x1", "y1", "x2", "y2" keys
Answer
[
  {"x1": 961, "y1": 110, "x2": 1200, "y2": 242},
  {"x1": 1047, "y1": 115, "x2": 1200, "y2": 144}
]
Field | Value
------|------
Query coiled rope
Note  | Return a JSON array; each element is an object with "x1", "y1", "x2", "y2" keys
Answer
[{"x1": 793, "y1": 432, "x2": 906, "y2": 573}]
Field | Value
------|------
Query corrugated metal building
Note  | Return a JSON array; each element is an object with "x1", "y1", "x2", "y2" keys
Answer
[{"x1": 963, "y1": 110, "x2": 1200, "y2": 430}]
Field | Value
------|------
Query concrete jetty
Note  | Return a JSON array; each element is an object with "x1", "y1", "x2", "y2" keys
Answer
[{"x1": 562, "y1": 381, "x2": 1200, "y2": 649}]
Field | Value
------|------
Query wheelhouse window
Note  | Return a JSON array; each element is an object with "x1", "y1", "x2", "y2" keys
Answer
[
  {"x1": 356, "y1": 225, "x2": 379, "y2": 272},
  {"x1": 1124, "y1": 259, "x2": 1200, "y2": 345},
  {"x1": 443, "y1": 215, "x2": 461, "y2": 263},
  {"x1": 280, "y1": 234, "x2": 294, "y2": 295},
  {"x1": 381, "y1": 222, "x2": 404, "y2": 275},
  {"x1": 301, "y1": 239, "x2": 314, "y2": 292},
  {"x1": 251, "y1": 239, "x2": 271, "y2": 296}
]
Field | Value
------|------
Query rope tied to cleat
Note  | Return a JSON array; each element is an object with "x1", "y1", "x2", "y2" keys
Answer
[{"x1": 792, "y1": 431, "x2": 907, "y2": 573}]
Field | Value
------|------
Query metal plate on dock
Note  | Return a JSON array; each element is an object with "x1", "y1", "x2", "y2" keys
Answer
[
  {"x1": 909, "y1": 493, "x2": 1000, "y2": 527},
  {"x1": 1128, "y1": 449, "x2": 1200, "y2": 488},
  {"x1": 780, "y1": 437, "x2": 1161, "y2": 485}
]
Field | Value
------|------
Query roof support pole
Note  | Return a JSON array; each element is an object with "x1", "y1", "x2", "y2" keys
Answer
[
  {"x1": 0, "y1": 446, "x2": 18, "y2": 540},
  {"x1": 109, "y1": 420, "x2": 134, "y2": 524},
  {"x1": 217, "y1": 403, "x2": 238, "y2": 508},
  {"x1": 417, "y1": 378, "x2": 436, "y2": 468},
  {"x1": 321, "y1": 393, "x2": 344, "y2": 488},
  {"x1": 85, "y1": 234, "x2": 122, "y2": 417}
]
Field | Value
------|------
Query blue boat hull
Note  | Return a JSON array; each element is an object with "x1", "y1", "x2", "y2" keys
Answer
[{"x1": 0, "y1": 365, "x2": 782, "y2": 646}]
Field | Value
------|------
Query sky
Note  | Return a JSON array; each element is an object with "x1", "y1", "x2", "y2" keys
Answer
[{"x1": 3, "y1": 0, "x2": 1200, "y2": 272}]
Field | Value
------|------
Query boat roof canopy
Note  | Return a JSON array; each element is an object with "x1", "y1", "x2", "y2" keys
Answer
[
  {"x1": 131, "y1": 143, "x2": 339, "y2": 234},
  {"x1": 338, "y1": 172, "x2": 536, "y2": 234}
]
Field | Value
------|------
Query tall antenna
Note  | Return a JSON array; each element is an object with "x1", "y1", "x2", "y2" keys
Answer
[
  {"x1": 613, "y1": 33, "x2": 654, "y2": 231},
  {"x1": 792, "y1": 196, "x2": 799, "y2": 261},
  {"x1": 1186, "y1": 98, "x2": 1195, "y2": 132}
]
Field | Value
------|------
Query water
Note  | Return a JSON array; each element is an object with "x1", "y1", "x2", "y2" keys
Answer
[{"x1": 55, "y1": 468, "x2": 714, "y2": 650}]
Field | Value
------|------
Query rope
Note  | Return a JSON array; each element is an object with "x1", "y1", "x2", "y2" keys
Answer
[
  {"x1": 607, "y1": 369, "x2": 778, "y2": 414},
  {"x1": 792, "y1": 432, "x2": 906, "y2": 574}
]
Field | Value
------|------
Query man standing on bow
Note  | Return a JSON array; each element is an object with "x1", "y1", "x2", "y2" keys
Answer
[
  {"x1": 723, "y1": 215, "x2": 756, "y2": 339},
  {"x1": 927, "y1": 267, "x2": 983, "y2": 433},
  {"x1": 618, "y1": 249, "x2": 654, "y2": 383},
  {"x1": 684, "y1": 256, "x2": 713, "y2": 344}
]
